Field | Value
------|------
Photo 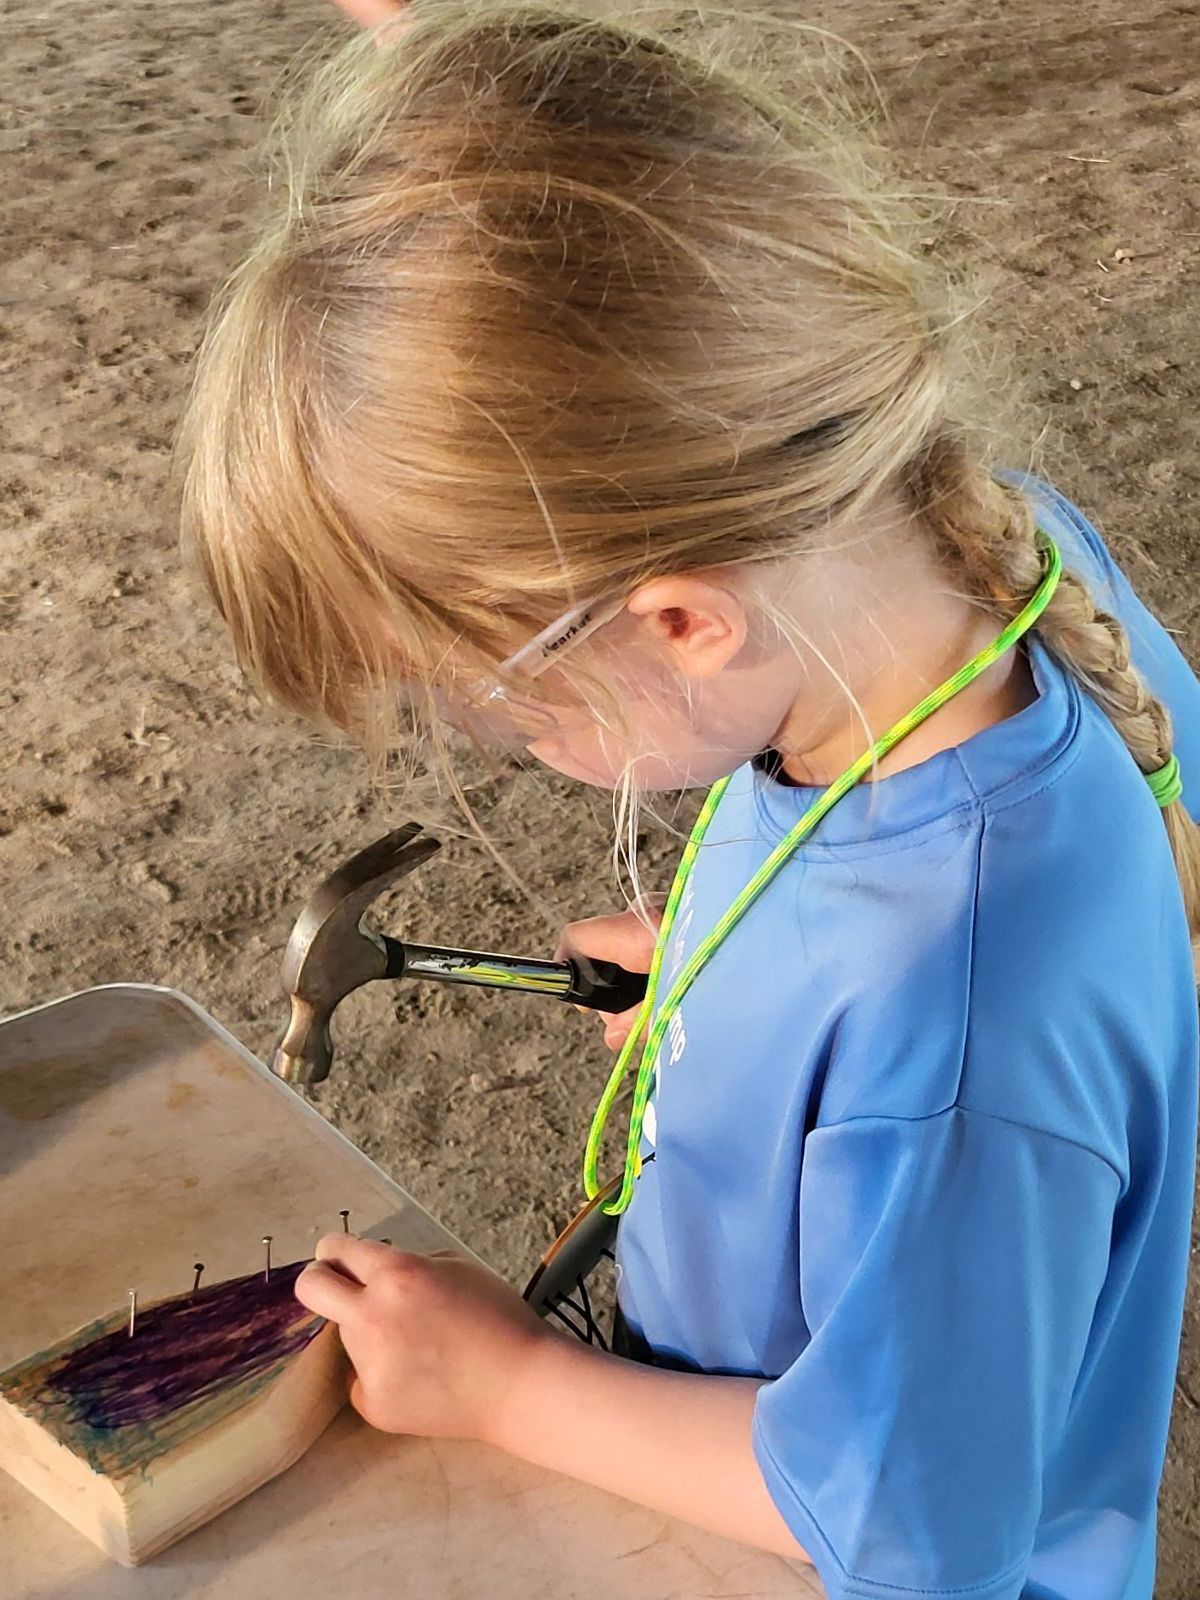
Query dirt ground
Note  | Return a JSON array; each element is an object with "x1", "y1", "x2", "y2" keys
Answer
[{"x1": 2, "y1": 0, "x2": 1198, "y2": 1589}]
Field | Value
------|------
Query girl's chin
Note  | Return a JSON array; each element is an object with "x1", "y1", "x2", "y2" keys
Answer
[
  {"x1": 526, "y1": 739, "x2": 748, "y2": 792},
  {"x1": 524, "y1": 740, "x2": 622, "y2": 788}
]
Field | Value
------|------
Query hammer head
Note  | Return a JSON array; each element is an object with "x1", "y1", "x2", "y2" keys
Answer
[{"x1": 271, "y1": 822, "x2": 441, "y2": 1086}]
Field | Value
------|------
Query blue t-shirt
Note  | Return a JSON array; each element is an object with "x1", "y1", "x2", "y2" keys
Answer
[{"x1": 615, "y1": 476, "x2": 1200, "y2": 1600}]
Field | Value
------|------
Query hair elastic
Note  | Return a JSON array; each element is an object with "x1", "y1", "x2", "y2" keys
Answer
[{"x1": 1146, "y1": 754, "x2": 1183, "y2": 809}]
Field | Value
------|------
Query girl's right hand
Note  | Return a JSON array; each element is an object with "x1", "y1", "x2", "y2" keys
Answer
[
  {"x1": 557, "y1": 904, "x2": 664, "y2": 1052},
  {"x1": 329, "y1": 0, "x2": 411, "y2": 32}
]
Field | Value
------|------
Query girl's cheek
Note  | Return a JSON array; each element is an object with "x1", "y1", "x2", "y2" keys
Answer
[
  {"x1": 525, "y1": 736, "x2": 625, "y2": 788},
  {"x1": 526, "y1": 688, "x2": 766, "y2": 791}
]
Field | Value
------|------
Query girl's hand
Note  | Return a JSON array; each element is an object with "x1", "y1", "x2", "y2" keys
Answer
[
  {"x1": 295, "y1": 1235, "x2": 550, "y2": 1441},
  {"x1": 297, "y1": 1241, "x2": 807, "y2": 1564},
  {"x1": 329, "y1": 0, "x2": 412, "y2": 33},
  {"x1": 557, "y1": 902, "x2": 664, "y2": 1051}
]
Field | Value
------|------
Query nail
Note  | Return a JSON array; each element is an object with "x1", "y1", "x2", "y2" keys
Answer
[
  {"x1": 340, "y1": 1209, "x2": 351, "y2": 1234},
  {"x1": 262, "y1": 1235, "x2": 273, "y2": 1282},
  {"x1": 128, "y1": 1290, "x2": 137, "y2": 1338},
  {"x1": 193, "y1": 1263, "x2": 204, "y2": 1292}
]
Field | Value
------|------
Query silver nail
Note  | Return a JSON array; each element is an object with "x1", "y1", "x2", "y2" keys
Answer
[
  {"x1": 193, "y1": 1263, "x2": 204, "y2": 1292},
  {"x1": 340, "y1": 1209, "x2": 351, "y2": 1234},
  {"x1": 262, "y1": 1235, "x2": 273, "y2": 1282},
  {"x1": 127, "y1": 1290, "x2": 137, "y2": 1338}
]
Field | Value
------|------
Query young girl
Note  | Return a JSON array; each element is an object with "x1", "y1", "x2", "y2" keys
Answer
[{"x1": 179, "y1": 5, "x2": 1200, "y2": 1596}]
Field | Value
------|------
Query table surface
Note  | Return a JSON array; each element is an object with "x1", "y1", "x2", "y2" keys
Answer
[{"x1": 0, "y1": 985, "x2": 821, "y2": 1600}]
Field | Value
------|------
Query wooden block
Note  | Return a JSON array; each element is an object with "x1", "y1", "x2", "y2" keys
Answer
[{"x1": 0, "y1": 1260, "x2": 346, "y2": 1565}]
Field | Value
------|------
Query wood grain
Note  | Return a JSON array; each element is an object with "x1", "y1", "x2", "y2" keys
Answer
[{"x1": 0, "y1": 1261, "x2": 347, "y2": 1565}]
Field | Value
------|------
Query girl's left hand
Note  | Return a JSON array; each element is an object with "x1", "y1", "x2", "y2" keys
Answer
[{"x1": 295, "y1": 1235, "x2": 550, "y2": 1441}]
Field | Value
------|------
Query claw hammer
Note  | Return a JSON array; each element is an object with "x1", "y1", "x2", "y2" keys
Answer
[{"x1": 271, "y1": 823, "x2": 649, "y2": 1086}]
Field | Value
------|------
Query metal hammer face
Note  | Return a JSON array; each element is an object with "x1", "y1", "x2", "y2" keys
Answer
[{"x1": 271, "y1": 823, "x2": 441, "y2": 1086}]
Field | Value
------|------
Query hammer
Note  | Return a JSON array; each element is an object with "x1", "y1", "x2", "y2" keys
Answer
[{"x1": 271, "y1": 823, "x2": 649, "y2": 1086}]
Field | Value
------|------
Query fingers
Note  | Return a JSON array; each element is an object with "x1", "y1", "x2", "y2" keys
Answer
[
  {"x1": 557, "y1": 909, "x2": 658, "y2": 1046},
  {"x1": 603, "y1": 1009, "x2": 640, "y2": 1050},
  {"x1": 315, "y1": 1232, "x2": 403, "y2": 1280},
  {"x1": 556, "y1": 909, "x2": 660, "y2": 972},
  {"x1": 568, "y1": 998, "x2": 642, "y2": 1048},
  {"x1": 299, "y1": 1235, "x2": 426, "y2": 1320},
  {"x1": 295, "y1": 1259, "x2": 364, "y2": 1321},
  {"x1": 330, "y1": 0, "x2": 408, "y2": 27}
]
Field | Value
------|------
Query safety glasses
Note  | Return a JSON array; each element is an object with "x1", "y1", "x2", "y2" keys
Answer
[{"x1": 413, "y1": 591, "x2": 631, "y2": 752}]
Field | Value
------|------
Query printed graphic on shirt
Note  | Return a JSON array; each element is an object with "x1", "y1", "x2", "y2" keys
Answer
[{"x1": 642, "y1": 879, "x2": 695, "y2": 1152}]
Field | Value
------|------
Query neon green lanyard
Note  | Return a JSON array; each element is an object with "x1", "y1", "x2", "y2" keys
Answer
[{"x1": 584, "y1": 533, "x2": 1064, "y2": 1216}]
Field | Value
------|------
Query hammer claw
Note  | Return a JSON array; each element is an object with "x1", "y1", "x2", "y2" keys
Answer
[{"x1": 272, "y1": 824, "x2": 442, "y2": 1085}]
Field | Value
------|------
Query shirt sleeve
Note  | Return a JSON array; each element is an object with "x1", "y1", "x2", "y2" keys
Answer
[{"x1": 752, "y1": 1105, "x2": 1120, "y2": 1600}]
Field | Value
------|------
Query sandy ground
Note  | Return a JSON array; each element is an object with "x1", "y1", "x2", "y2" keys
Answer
[{"x1": 2, "y1": 0, "x2": 1198, "y2": 1589}]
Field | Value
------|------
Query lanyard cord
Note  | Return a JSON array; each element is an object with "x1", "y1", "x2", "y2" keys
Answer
[{"x1": 584, "y1": 532, "x2": 1064, "y2": 1216}]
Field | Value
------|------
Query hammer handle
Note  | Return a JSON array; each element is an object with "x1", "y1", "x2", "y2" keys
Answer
[
  {"x1": 563, "y1": 955, "x2": 649, "y2": 1014},
  {"x1": 381, "y1": 937, "x2": 648, "y2": 1014}
]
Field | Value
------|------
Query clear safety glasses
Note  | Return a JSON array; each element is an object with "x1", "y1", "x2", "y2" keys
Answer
[{"x1": 414, "y1": 591, "x2": 631, "y2": 752}]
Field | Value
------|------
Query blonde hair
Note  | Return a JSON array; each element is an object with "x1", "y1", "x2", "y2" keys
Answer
[{"x1": 179, "y1": 0, "x2": 1200, "y2": 946}]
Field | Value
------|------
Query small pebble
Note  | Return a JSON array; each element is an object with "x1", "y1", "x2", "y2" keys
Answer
[
  {"x1": 131, "y1": 860, "x2": 179, "y2": 903},
  {"x1": 1068, "y1": 378, "x2": 1083, "y2": 391}
]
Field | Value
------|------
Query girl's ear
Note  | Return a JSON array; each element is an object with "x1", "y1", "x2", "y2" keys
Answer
[{"x1": 625, "y1": 576, "x2": 748, "y2": 680}]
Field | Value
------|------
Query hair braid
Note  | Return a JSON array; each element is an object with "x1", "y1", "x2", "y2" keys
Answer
[{"x1": 913, "y1": 430, "x2": 1200, "y2": 967}]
